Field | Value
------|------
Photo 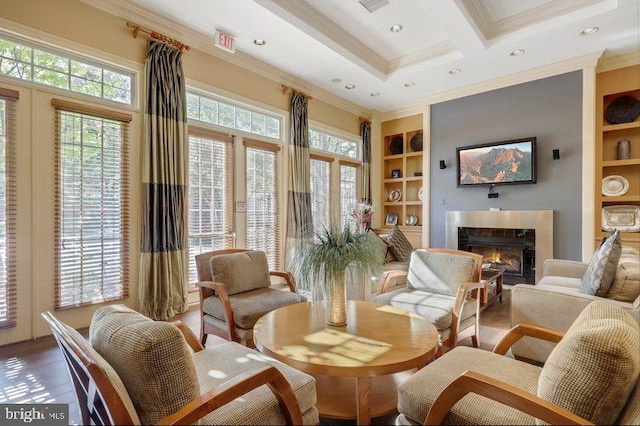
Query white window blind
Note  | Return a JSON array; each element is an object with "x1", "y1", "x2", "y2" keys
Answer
[
  {"x1": 340, "y1": 164, "x2": 358, "y2": 230},
  {"x1": 245, "y1": 140, "x2": 280, "y2": 269},
  {"x1": 0, "y1": 88, "x2": 18, "y2": 329},
  {"x1": 310, "y1": 158, "x2": 330, "y2": 236},
  {"x1": 188, "y1": 129, "x2": 234, "y2": 284},
  {"x1": 54, "y1": 100, "x2": 131, "y2": 309}
]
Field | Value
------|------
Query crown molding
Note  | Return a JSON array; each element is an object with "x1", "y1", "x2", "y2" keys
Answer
[
  {"x1": 421, "y1": 50, "x2": 603, "y2": 106},
  {"x1": 78, "y1": 0, "x2": 372, "y2": 117},
  {"x1": 388, "y1": 41, "x2": 460, "y2": 74},
  {"x1": 597, "y1": 51, "x2": 640, "y2": 72},
  {"x1": 380, "y1": 104, "x2": 424, "y2": 121}
]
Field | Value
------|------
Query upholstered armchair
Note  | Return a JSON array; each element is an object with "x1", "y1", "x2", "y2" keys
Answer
[
  {"x1": 371, "y1": 248, "x2": 484, "y2": 356},
  {"x1": 395, "y1": 301, "x2": 640, "y2": 425},
  {"x1": 196, "y1": 249, "x2": 306, "y2": 347},
  {"x1": 42, "y1": 305, "x2": 319, "y2": 425}
]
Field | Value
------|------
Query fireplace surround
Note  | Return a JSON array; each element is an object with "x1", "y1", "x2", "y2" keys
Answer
[{"x1": 446, "y1": 210, "x2": 553, "y2": 284}]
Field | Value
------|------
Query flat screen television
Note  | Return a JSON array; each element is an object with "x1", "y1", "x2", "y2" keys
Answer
[{"x1": 456, "y1": 137, "x2": 536, "y2": 187}]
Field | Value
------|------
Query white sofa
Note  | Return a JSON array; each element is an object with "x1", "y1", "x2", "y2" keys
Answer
[{"x1": 510, "y1": 246, "x2": 639, "y2": 363}]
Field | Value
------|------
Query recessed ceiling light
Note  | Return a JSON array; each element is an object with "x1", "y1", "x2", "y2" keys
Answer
[
  {"x1": 370, "y1": 92, "x2": 380, "y2": 97},
  {"x1": 253, "y1": 39, "x2": 266, "y2": 46},
  {"x1": 345, "y1": 84, "x2": 356, "y2": 90},
  {"x1": 509, "y1": 49, "x2": 525, "y2": 57},
  {"x1": 404, "y1": 82, "x2": 415, "y2": 88},
  {"x1": 448, "y1": 68, "x2": 461, "y2": 75},
  {"x1": 331, "y1": 78, "x2": 342, "y2": 83},
  {"x1": 580, "y1": 26, "x2": 599, "y2": 36},
  {"x1": 390, "y1": 24, "x2": 403, "y2": 33}
]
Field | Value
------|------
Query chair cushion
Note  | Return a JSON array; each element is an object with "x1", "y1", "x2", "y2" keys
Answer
[
  {"x1": 581, "y1": 230, "x2": 622, "y2": 296},
  {"x1": 407, "y1": 251, "x2": 477, "y2": 296},
  {"x1": 194, "y1": 342, "x2": 318, "y2": 425},
  {"x1": 202, "y1": 287, "x2": 307, "y2": 329},
  {"x1": 62, "y1": 324, "x2": 141, "y2": 424},
  {"x1": 371, "y1": 288, "x2": 477, "y2": 331},
  {"x1": 398, "y1": 346, "x2": 540, "y2": 425},
  {"x1": 90, "y1": 305, "x2": 199, "y2": 425},
  {"x1": 386, "y1": 226, "x2": 413, "y2": 262},
  {"x1": 210, "y1": 250, "x2": 271, "y2": 295},
  {"x1": 537, "y1": 275, "x2": 582, "y2": 289},
  {"x1": 605, "y1": 254, "x2": 640, "y2": 303},
  {"x1": 538, "y1": 301, "x2": 640, "y2": 425}
]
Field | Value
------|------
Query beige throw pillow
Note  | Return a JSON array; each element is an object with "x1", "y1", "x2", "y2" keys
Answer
[
  {"x1": 210, "y1": 250, "x2": 271, "y2": 295},
  {"x1": 581, "y1": 230, "x2": 621, "y2": 296}
]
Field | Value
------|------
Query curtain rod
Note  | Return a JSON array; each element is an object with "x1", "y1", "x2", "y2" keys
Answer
[
  {"x1": 126, "y1": 21, "x2": 190, "y2": 51},
  {"x1": 281, "y1": 84, "x2": 312, "y2": 100}
]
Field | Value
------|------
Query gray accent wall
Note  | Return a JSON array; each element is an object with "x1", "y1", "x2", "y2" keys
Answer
[{"x1": 430, "y1": 71, "x2": 583, "y2": 261}]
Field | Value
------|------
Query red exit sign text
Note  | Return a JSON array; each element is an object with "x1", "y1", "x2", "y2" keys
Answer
[{"x1": 214, "y1": 30, "x2": 236, "y2": 53}]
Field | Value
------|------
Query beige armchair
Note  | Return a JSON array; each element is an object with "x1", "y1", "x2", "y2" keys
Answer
[
  {"x1": 371, "y1": 248, "x2": 484, "y2": 357},
  {"x1": 42, "y1": 305, "x2": 318, "y2": 425},
  {"x1": 396, "y1": 301, "x2": 640, "y2": 425},
  {"x1": 196, "y1": 249, "x2": 306, "y2": 347},
  {"x1": 511, "y1": 246, "x2": 639, "y2": 363}
]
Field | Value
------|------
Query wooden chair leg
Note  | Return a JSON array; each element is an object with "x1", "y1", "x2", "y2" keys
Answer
[
  {"x1": 200, "y1": 325, "x2": 208, "y2": 346},
  {"x1": 471, "y1": 335, "x2": 478, "y2": 348},
  {"x1": 435, "y1": 343, "x2": 446, "y2": 359}
]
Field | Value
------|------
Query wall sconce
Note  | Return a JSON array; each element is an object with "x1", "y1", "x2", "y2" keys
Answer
[
  {"x1": 439, "y1": 160, "x2": 447, "y2": 169},
  {"x1": 552, "y1": 149, "x2": 560, "y2": 160}
]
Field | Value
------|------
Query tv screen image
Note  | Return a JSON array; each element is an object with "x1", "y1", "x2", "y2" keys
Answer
[{"x1": 456, "y1": 137, "x2": 536, "y2": 187}]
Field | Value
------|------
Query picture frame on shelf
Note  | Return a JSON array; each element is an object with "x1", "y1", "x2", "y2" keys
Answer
[
  {"x1": 385, "y1": 213, "x2": 398, "y2": 226},
  {"x1": 391, "y1": 169, "x2": 401, "y2": 178}
]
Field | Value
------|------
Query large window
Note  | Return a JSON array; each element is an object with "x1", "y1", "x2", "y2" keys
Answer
[
  {"x1": 0, "y1": 89, "x2": 17, "y2": 329},
  {"x1": 0, "y1": 35, "x2": 133, "y2": 105},
  {"x1": 245, "y1": 141, "x2": 280, "y2": 268},
  {"x1": 309, "y1": 128, "x2": 360, "y2": 231},
  {"x1": 187, "y1": 129, "x2": 233, "y2": 283},
  {"x1": 54, "y1": 102, "x2": 130, "y2": 309},
  {"x1": 187, "y1": 92, "x2": 282, "y2": 140}
]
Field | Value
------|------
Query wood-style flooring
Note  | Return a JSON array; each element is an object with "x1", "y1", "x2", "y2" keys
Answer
[{"x1": 0, "y1": 291, "x2": 512, "y2": 425}]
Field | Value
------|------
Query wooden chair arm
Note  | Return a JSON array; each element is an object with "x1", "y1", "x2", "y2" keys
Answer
[
  {"x1": 379, "y1": 270, "x2": 408, "y2": 294},
  {"x1": 196, "y1": 281, "x2": 236, "y2": 343},
  {"x1": 493, "y1": 323, "x2": 565, "y2": 355},
  {"x1": 453, "y1": 281, "x2": 484, "y2": 317},
  {"x1": 171, "y1": 320, "x2": 204, "y2": 353},
  {"x1": 270, "y1": 271, "x2": 296, "y2": 292},
  {"x1": 424, "y1": 370, "x2": 592, "y2": 425},
  {"x1": 157, "y1": 364, "x2": 303, "y2": 425}
]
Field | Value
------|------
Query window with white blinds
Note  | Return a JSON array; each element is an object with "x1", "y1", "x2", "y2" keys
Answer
[
  {"x1": 0, "y1": 88, "x2": 17, "y2": 329},
  {"x1": 54, "y1": 100, "x2": 130, "y2": 309},
  {"x1": 245, "y1": 141, "x2": 280, "y2": 269},
  {"x1": 310, "y1": 158, "x2": 330, "y2": 236},
  {"x1": 340, "y1": 164, "x2": 358, "y2": 230},
  {"x1": 187, "y1": 129, "x2": 234, "y2": 284}
]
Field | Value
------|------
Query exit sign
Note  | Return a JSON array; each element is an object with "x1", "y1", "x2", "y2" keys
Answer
[{"x1": 214, "y1": 30, "x2": 236, "y2": 53}]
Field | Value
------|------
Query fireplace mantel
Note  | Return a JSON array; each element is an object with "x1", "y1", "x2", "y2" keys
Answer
[{"x1": 445, "y1": 210, "x2": 553, "y2": 284}]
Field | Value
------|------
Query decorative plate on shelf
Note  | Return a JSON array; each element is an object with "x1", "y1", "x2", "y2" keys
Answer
[
  {"x1": 602, "y1": 175, "x2": 629, "y2": 197},
  {"x1": 410, "y1": 133, "x2": 423, "y2": 152},
  {"x1": 418, "y1": 187, "x2": 423, "y2": 201},
  {"x1": 405, "y1": 214, "x2": 418, "y2": 226},
  {"x1": 389, "y1": 136, "x2": 403, "y2": 155},
  {"x1": 602, "y1": 205, "x2": 640, "y2": 232},
  {"x1": 388, "y1": 188, "x2": 402, "y2": 202},
  {"x1": 605, "y1": 96, "x2": 640, "y2": 124}
]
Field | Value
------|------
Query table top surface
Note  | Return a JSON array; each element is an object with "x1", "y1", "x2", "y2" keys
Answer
[{"x1": 253, "y1": 300, "x2": 438, "y2": 377}]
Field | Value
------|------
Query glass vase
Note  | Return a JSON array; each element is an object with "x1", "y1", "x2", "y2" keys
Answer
[{"x1": 326, "y1": 273, "x2": 346, "y2": 326}]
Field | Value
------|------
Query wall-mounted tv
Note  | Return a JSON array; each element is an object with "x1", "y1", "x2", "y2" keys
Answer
[{"x1": 456, "y1": 137, "x2": 537, "y2": 187}]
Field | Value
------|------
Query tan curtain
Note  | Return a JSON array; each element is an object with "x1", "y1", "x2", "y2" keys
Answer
[
  {"x1": 139, "y1": 41, "x2": 188, "y2": 320},
  {"x1": 285, "y1": 91, "x2": 314, "y2": 292},
  {"x1": 360, "y1": 120, "x2": 372, "y2": 203}
]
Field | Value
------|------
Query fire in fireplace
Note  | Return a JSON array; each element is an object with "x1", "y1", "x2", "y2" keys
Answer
[{"x1": 458, "y1": 227, "x2": 535, "y2": 284}]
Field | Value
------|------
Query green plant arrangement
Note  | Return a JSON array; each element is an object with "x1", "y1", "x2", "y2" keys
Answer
[{"x1": 288, "y1": 225, "x2": 381, "y2": 326}]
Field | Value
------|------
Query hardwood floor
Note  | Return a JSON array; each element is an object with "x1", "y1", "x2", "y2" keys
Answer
[{"x1": 0, "y1": 291, "x2": 511, "y2": 425}]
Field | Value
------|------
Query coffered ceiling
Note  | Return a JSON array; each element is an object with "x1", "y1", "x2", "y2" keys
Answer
[{"x1": 85, "y1": 0, "x2": 640, "y2": 114}]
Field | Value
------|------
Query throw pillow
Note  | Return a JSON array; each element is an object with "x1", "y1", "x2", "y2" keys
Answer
[
  {"x1": 366, "y1": 229, "x2": 389, "y2": 265},
  {"x1": 605, "y1": 254, "x2": 640, "y2": 303},
  {"x1": 90, "y1": 305, "x2": 200, "y2": 425},
  {"x1": 581, "y1": 230, "x2": 621, "y2": 296},
  {"x1": 386, "y1": 226, "x2": 413, "y2": 262},
  {"x1": 210, "y1": 250, "x2": 271, "y2": 295}
]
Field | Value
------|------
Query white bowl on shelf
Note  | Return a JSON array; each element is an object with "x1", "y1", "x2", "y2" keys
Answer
[{"x1": 602, "y1": 175, "x2": 629, "y2": 197}]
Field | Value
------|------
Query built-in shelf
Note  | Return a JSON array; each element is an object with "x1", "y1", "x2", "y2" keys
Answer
[
  {"x1": 602, "y1": 158, "x2": 640, "y2": 167},
  {"x1": 603, "y1": 121, "x2": 640, "y2": 132},
  {"x1": 601, "y1": 195, "x2": 640, "y2": 203}
]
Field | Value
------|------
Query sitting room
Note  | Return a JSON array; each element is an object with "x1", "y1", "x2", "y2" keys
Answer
[{"x1": 0, "y1": 0, "x2": 639, "y2": 424}]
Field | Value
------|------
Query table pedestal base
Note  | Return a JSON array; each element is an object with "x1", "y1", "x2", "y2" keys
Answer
[{"x1": 314, "y1": 370, "x2": 414, "y2": 424}]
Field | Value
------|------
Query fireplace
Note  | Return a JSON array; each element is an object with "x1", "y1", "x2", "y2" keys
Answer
[
  {"x1": 445, "y1": 210, "x2": 553, "y2": 284},
  {"x1": 458, "y1": 227, "x2": 535, "y2": 283}
]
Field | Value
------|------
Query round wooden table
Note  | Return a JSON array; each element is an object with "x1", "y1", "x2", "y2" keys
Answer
[{"x1": 253, "y1": 300, "x2": 438, "y2": 425}]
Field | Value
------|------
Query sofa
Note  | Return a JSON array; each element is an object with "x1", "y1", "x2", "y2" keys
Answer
[{"x1": 511, "y1": 246, "x2": 640, "y2": 363}]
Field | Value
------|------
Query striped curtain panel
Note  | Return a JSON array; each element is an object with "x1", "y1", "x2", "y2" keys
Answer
[
  {"x1": 285, "y1": 91, "x2": 313, "y2": 289},
  {"x1": 360, "y1": 120, "x2": 372, "y2": 203},
  {"x1": 139, "y1": 41, "x2": 189, "y2": 320}
]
